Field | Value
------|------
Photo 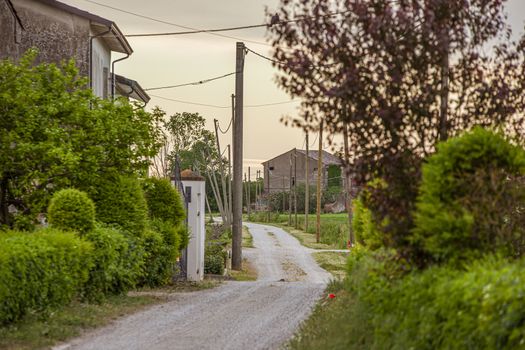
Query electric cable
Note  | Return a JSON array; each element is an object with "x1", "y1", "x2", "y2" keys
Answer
[
  {"x1": 144, "y1": 71, "x2": 237, "y2": 91},
  {"x1": 217, "y1": 117, "x2": 233, "y2": 134},
  {"x1": 150, "y1": 94, "x2": 299, "y2": 109}
]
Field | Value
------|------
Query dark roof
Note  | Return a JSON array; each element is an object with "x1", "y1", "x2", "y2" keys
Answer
[
  {"x1": 262, "y1": 149, "x2": 342, "y2": 166},
  {"x1": 5, "y1": 0, "x2": 24, "y2": 29},
  {"x1": 296, "y1": 149, "x2": 342, "y2": 165},
  {"x1": 114, "y1": 74, "x2": 150, "y2": 104},
  {"x1": 30, "y1": 0, "x2": 132, "y2": 54}
]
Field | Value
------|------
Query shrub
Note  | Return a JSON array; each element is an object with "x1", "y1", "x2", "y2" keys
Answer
[
  {"x1": 0, "y1": 229, "x2": 92, "y2": 324},
  {"x1": 90, "y1": 175, "x2": 148, "y2": 236},
  {"x1": 140, "y1": 228, "x2": 173, "y2": 287},
  {"x1": 142, "y1": 177, "x2": 185, "y2": 226},
  {"x1": 204, "y1": 243, "x2": 226, "y2": 275},
  {"x1": 47, "y1": 188, "x2": 96, "y2": 234},
  {"x1": 370, "y1": 256, "x2": 525, "y2": 350},
  {"x1": 82, "y1": 225, "x2": 143, "y2": 301},
  {"x1": 411, "y1": 127, "x2": 525, "y2": 265},
  {"x1": 352, "y1": 197, "x2": 382, "y2": 250}
]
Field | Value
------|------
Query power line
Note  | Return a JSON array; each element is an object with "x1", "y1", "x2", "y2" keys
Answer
[
  {"x1": 144, "y1": 71, "x2": 237, "y2": 91},
  {"x1": 150, "y1": 94, "x2": 299, "y2": 109},
  {"x1": 125, "y1": 10, "x2": 351, "y2": 38},
  {"x1": 79, "y1": 0, "x2": 270, "y2": 46},
  {"x1": 245, "y1": 47, "x2": 338, "y2": 69},
  {"x1": 217, "y1": 117, "x2": 233, "y2": 134}
]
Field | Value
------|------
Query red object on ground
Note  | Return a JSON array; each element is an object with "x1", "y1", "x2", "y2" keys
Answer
[{"x1": 328, "y1": 293, "x2": 336, "y2": 299}]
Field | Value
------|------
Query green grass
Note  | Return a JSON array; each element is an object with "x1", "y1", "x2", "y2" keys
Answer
[
  {"x1": 242, "y1": 225, "x2": 254, "y2": 248},
  {"x1": 229, "y1": 258, "x2": 257, "y2": 281},
  {"x1": 0, "y1": 280, "x2": 220, "y2": 350},
  {"x1": 287, "y1": 280, "x2": 373, "y2": 350},
  {"x1": 312, "y1": 252, "x2": 349, "y2": 279},
  {"x1": 0, "y1": 294, "x2": 161, "y2": 350}
]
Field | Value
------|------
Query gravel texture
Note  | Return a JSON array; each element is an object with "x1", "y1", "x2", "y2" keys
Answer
[{"x1": 55, "y1": 222, "x2": 331, "y2": 350}]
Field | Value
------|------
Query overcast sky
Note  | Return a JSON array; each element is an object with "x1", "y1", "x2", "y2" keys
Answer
[{"x1": 59, "y1": 0, "x2": 525, "y2": 175}]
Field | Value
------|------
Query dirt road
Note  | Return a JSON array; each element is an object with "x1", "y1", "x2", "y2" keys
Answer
[{"x1": 56, "y1": 222, "x2": 331, "y2": 350}]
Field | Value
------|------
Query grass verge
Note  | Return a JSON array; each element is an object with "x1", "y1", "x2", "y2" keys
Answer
[
  {"x1": 0, "y1": 281, "x2": 220, "y2": 350},
  {"x1": 242, "y1": 225, "x2": 254, "y2": 248},
  {"x1": 229, "y1": 258, "x2": 258, "y2": 281},
  {"x1": 312, "y1": 251, "x2": 348, "y2": 279},
  {"x1": 287, "y1": 280, "x2": 372, "y2": 350},
  {"x1": 0, "y1": 294, "x2": 160, "y2": 350}
]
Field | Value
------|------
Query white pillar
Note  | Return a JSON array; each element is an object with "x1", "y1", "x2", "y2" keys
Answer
[{"x1": 181, "y1": 171, "x2": 206, "y2": 282}]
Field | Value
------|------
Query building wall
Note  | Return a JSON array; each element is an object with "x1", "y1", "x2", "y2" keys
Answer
[
  {"x1": 91, "y1": 36, "x2": 111, "y2": 99},
  {"x1": 0, "y1": 0, "x2": 22, "y2": 60},
  {"x1": 264, "y1": 149, "x2": 334, "y2": 193},
  {"x1": 10, "y1": 0, "x2": 91, "y2": 76}
]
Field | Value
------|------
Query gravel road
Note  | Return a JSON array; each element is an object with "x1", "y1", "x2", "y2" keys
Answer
[{"x1": 55, "y1": 222, "x2": 332, "y2": 350}]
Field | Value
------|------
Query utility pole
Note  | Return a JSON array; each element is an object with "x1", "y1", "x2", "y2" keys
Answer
[
  {"x1": 305, "y1": 131, "x2": 309, "y2": 232},
  {"x1": 294, "y1": 148, "x2": 298, "y2": 228},
  {"x1": 316, "y1": 121, "x2": 323, "y2": 243},
  {"x1": 288, "y1": 153, "x2": 292, "y2": 226},
  {"x1": 247, "y1": 166, "x2": 251, "y2": 218},
  {"x1": 227, "y1": 144, "x2": 232, "y2": 225},
  {"x1": 213, "y1": 118, "x2": 230, "y2": 227},
  {"x1": 343, "y1": 122, "x2": 354, "y2": 247},
  {"x1": 232, "y1": 42, "x2": 245, "y2": 271},
  {"x1": 267, "y1": 168, "x2": 270, "y2": 221}
]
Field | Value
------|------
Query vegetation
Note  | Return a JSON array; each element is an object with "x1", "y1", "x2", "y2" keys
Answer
[
  {"x1": 47, "y1": 189, "x2": 95, "y2": 234},
  {"x1": 0, "y1": 50, "x2": 163, "y2": 229},
  {"x1": 249, "y1": 212, "x2": 349, "y2": 249},
  {"x1": 312, "y1": 252, "x2": 348, "y2": 280},
  {"x1": 0, "y1": 229, "x2": 93, "y2": 324}
]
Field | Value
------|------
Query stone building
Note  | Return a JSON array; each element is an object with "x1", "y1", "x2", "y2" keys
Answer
[
  {"x1": 262, "y1": 148, "x2": 344, "y2": 193},
  {"x1": 0, "y1": 0, "x2": 149, "y2": 104}
]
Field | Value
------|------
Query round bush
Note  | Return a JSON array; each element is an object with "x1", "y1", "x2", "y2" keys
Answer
[
  {"x1": 47, "y1": 189, "x2": 95, "y2": 234},
  {"x1": 142, "y1": 177, "x2": 185, "y2": 226},
  {"x1": 91, "y1": 175, "x2": 148, "y2": 236},
  {"x1": 411, "y1": 127, "x2": 525, "y2": 264}
]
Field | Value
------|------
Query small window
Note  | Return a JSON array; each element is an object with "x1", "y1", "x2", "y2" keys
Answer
[{"x1": 269, "y1": 166, "x2": 274, "y2": 171}]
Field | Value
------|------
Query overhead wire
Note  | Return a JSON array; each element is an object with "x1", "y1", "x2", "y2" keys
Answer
[
  {"x1": 150, "y1": 94, "x2": 299, "y2": 109},
  {"x1": 144, "y1": 71, "x2": 237, "y2": 91},
  {"x1": 217, "y1": 117, "x2": 233, "y2": 134},
  {"x1": 79, "y1": 0, "x2": 270, "y2": 45}
]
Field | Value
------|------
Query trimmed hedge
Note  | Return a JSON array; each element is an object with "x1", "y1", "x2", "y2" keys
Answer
[
  {"x1": 412, "y1": 127, "x2": 525, "y2": 264},
  {"x1": 82, "y1": 225, "x2": 143, "y2": 301},
  {"x1": 142, "y1": 177, "x2": 185, "y2": 226},
  {"x1": 47, "y1": 188, "x2": 96, "y2": 234},
  {"x1": 0, "y1": 229, "x2": 93, "y2": 324},
  {"x1": 91, "y1": 175, "x2": 148, "y2": 236}
]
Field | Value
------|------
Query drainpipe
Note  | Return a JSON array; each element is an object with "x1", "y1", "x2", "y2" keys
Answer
[
  {"x1": 89, "y1": 29, "x2": 111, "y2": 91},
  {"x1": 112, "y1": 54, "x2": 130, "y2": 99}
]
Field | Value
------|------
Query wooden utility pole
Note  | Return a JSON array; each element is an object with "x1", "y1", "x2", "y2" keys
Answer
[
  {"x1": 267, "y1": 169, "x2": 271, "y2": 220},
  {"x1": 316, "y1": 121, "x2": 323, "y2": 243},
  {"x1": 289, "y1": 153, "x2": 293, "y2": 226},
  {"x1": 294, "y1": 148, "x2": 298, "y2": 228},
  {"x1": 305, "y1": 131, "x2": 309, "y2": 231},
  {"x1": 343, "y1": 122, "x2": 354, "y2": 247},
  {"x1": 227, "y1": 144, "x2": 232, "y2": 225},
  {"x1": 247, "y1": 167, "x2": 251, "y2": 217},
  {"x1": 232, "y1": 42, "x2": 245, "y2": 271}
]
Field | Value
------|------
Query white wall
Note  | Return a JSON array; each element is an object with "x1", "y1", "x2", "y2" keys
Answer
[
  {"x1": 91, "y1": 36, "x2": 110, "y2": 99},
  {"x1": 182, "y1": 179, "x2": 206, "y2": 282}
]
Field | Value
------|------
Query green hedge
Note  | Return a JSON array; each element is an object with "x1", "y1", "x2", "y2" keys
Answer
[
  {"x1": 82, "y1": 225, "x2": 143, "y2": 301},
  {"x1": 142, "y1": 177, "x2": 185, "y2": 226},
  {"x1": 352, "y1": 197, "x2": 382, "y2": 250},
  {"x1": 0, "y1": 229, "x2": 93, "y2": 324},
  {"x1": 204, "y1": 243, "x2": 226, "y2": 275},
  {"x1": 412, "y1": 127, "x2": 525, "y2": 265},
  {"x1": 47, "y1": 188, "x2": 96, "y2": 234},
  {"x1": 341, "y1": 248, "x2": 525, "y2": 350},
  {"x1": 91, "y1": 175, "x2": 148, "y2": 236}
]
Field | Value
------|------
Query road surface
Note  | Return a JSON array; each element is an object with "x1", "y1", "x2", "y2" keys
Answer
[{"x1": 56, "y1": 222, "x2": 331, "y2": 350}]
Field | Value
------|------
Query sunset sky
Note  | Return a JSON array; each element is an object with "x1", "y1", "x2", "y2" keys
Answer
[{"x1": 59, "y1": 0, "x2": 525, "y2": 175}]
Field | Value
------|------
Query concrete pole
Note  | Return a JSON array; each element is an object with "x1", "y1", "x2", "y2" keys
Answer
[
  {"x1": 248, "y1": 166, "x2": 251, "y2": 218},
  {"x1": 294, "y1": 148, "x2": 298, "y2": 228},
  {"x1": 288, "y1": 153, "x2": 292, "y2": 226},
  {"x1": 316, "y1": 121, "x2": 323, "y2": 243},
  {"x1": 232, "y1": 42, "x2": 245, "y2": 271}
]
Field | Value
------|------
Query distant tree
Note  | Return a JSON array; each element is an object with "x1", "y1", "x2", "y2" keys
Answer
[
  {"x1": 268, "y1": 0, "x2": 525, "y2": 256},
  {"x1": 0, "y1": 50, "x2": 163, "y2": 227}
]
